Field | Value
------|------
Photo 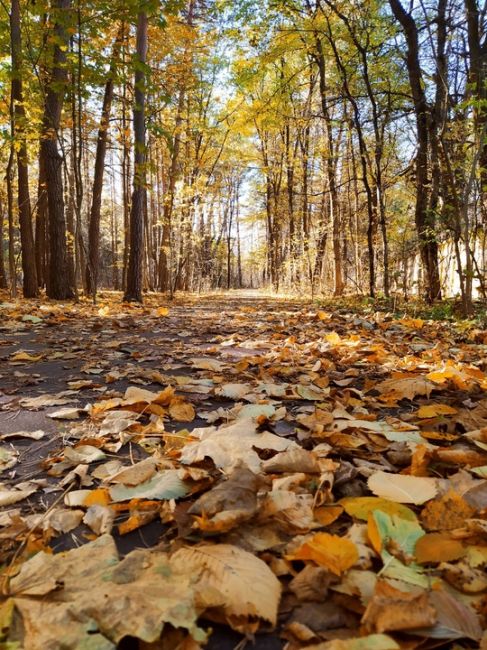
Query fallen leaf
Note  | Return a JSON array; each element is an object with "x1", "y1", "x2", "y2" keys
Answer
[
  {"x1": 340, "y1": 497, "x2": 417, "y2": 522},
  {"x1": 362, "y1": 580, "x2": 436, "y2": 633},
  {"x1": 7, "y1": 534, "x2": 204, "y2": 647},
  {"x1": 288, "y1": 532, "x2": 359, "y2": 575},
  {"x1": 48, "y1": 407, "x2": 83, "y2": 420},
  {"x1": 0, "y1": 430, "x2": 45, "y2": 441},
  {"x1": 169, "y1": 399, "x2": 196, "y2": 422},
  {"x1": 417, "y1": 403, "x2": 458, "y2": 418},
  {"x1": 109, "y1": 470, "x2": 189, "y2": 502},
  {"x1": 368, "y1": 471, "x2": 438, "y2": 504},
  {"x1": 171, "y1": 543, "x2": 281, "y2": 630},
  {"x1": 420, "y1": 490, "x2": 476, "y2": 531},
  {"x1": 415, "y1": 532, "x2": 466, "y2": 563},
  {"x1": 179, "y1": 419, "x2": 296, "y2": 472}
]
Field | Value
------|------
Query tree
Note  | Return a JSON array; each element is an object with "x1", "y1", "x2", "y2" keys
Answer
[
  {"x1": 9, "y1": 0, "x2": 37, "y2": 298},
  {"x1": 86, "y1": 25, "x2": 124, "y2": 298},
  {"x1": 388, "y1": 0, "x2": 442, "y2": 303},
  {"x1": 124, "y1": 6, "x2": 148, "y2": 302},
  {"x1": 40, "y1": 0, "x2": 75, "y2": 300}
]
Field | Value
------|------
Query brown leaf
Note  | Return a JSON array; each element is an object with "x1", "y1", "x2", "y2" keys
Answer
[{"x1": 362, "y1": 580, "x2": 436, "y2": 633}]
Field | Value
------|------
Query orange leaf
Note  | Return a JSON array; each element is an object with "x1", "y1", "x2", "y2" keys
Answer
[
  {"x1": 415, "y1": 533, "x2": 466, "y2": 564},
  {"x1": 313, "y1": 505, "x2": 343, "y2": 526},
  {"x1": 287, "y1": 532, "x2": 358, "y2": 575},
  {"x1": 417, "y1": 404, "x2": 458, "y2": 418},
  {"x1": 83, "y1": 488, "x2": 110, "y2": 507}
]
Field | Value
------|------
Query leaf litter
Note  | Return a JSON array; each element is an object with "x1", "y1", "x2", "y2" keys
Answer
[{"x1": 0, "y1": 292, "x2": 486, "y2": 649}]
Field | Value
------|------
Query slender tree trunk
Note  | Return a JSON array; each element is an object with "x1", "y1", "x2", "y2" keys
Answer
[
  {"x1": 35, "y1": 155, "x2": 48, "y2": 288},
  {"x1": 465, "y1": 0, "x2": 487, "y2": 224},
  {"x1": 0, "y1": 194, "x2": 7, "y2": 289},
  {"x1": 124, "y1": 9, "x2": 148, "y2": 303},
  {"x1": 40, "y1": 0, "x2": 74, "y2": 300},
  {"x1": 10, "y1": 0, "x2": 37, "y2": 298},
  {"x1": 86, "y1": 27, "x2": 123, "y2": 296},
  {"x1": 6, "y1": 146, "x2": 17, "y2": 297}
]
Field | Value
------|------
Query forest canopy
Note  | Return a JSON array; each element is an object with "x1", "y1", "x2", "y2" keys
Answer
[{"x1": 0, "y1": 0, "x2": 486, "y2": 313}]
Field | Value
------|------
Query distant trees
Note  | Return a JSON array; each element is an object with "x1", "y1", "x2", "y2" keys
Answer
[{"x1": 0, "y1": 0, "x2": 486, "y2": 310}]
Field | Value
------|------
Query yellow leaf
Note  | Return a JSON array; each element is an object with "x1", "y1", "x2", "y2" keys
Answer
[
  {"x1": 156, "y1": 306, "x2": 170, "y2": 317},
  {"x1": 10, "y1": 352, "x2": 43, "y2": 363},
  {"x1": 399, "y1": 317, "x2": 424, "y2": 329},
  {"x1": 340, "y1": 496, "x2": 417, "y2": 522},
  {"x1": 287, "y1": 532, "x2": 358, "y2": 575},
  {"x1": 325, "y1": 332, "x2": 341, "y2": 345},
  {"x1": 316, "y1": 310, "x2": 330, "y2": 321},
  {"x1": 417, "y1": 404, "x2": 458, "y2": 418}
]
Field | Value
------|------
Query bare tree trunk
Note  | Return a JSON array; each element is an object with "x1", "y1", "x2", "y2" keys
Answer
[
  {"x1": 86, "y1": 26, "x2": 123, "y2": 296},
  {"x1": 124, "y1": 8, "x2": 148, "y2": 303},
  {"x1": 40, "y1": 0, "x2": 75, "y2": 300},
  {"x1": 10, "y1": 0, "x2": 37, "y2": 298},
  {"x1": 35, "y1": 155, "x2": 48, "y2": 288},
  {"x1": 6, "y1": 147, "x2": 17, "y2": 297},
  {"x1": 389, "y1": 0, "x2": 442, "y2": 303},
  {"x1": 0, "y1": 194, "x2": 7, "y2": 289}
]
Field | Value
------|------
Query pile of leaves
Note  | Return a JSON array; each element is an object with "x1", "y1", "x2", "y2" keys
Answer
[{"x1": 0, "y1": 294, "x2": 486, "y2": 649}]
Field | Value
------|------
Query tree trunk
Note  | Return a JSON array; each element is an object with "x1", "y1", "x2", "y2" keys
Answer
[
  {"x1": 6, "y1": 146, "x2": 17, "y2": 297},
  {"x1": 40, "y1": 0, "x2": 74, "y2": 300},
  {"x1": 124, "y1": 9, "x2": 148, "y2": 303},
  {"x1": 389, "y1": 0, "x2": 442, "y2": 302},
  {"x1": 35, "y1": 155, "x2": 48, "y2": 288},
  {"x1": 0, "y1": 194, "x2": 8, "y2": 290},
  {"x1": 86, "y1": 27, "x2": 123, "y2": 296},
  {"x1": 10, "y1": 0, "x2": 37, "y2": 298}
]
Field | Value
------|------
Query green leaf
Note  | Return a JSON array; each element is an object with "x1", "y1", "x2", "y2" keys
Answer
[{"x1": 109, "y1": 470, "x2": 189, "y2": 502}]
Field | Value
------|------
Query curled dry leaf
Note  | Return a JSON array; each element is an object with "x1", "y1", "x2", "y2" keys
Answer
[{"x1": 188, "y1": 465, "x2": 261, "y2": 534}]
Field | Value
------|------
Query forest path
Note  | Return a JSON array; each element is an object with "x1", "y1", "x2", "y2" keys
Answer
[
  {"x1": 1, "y1": 291, "x2": 486, "y2": 648},
  {"x1": 0, "y1": 289, "x2": 310, "y2": 438}
]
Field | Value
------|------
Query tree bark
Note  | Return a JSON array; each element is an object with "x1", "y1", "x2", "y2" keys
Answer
[
  {"x1": 10, "y1": 0, "x2": 37, "y2": 298},
  {"x1": 124, "y1": 9, "x2": 148, "y2": 303},
  {"x1": 389, "y1": 0, "x2": 442, "y2": 302},
  {"x1": 0, "y1": 194, "x2": 8, "y2": 290},
  {"x1": 40, "y1": 0, "x2": 75, "y2": 300}
]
